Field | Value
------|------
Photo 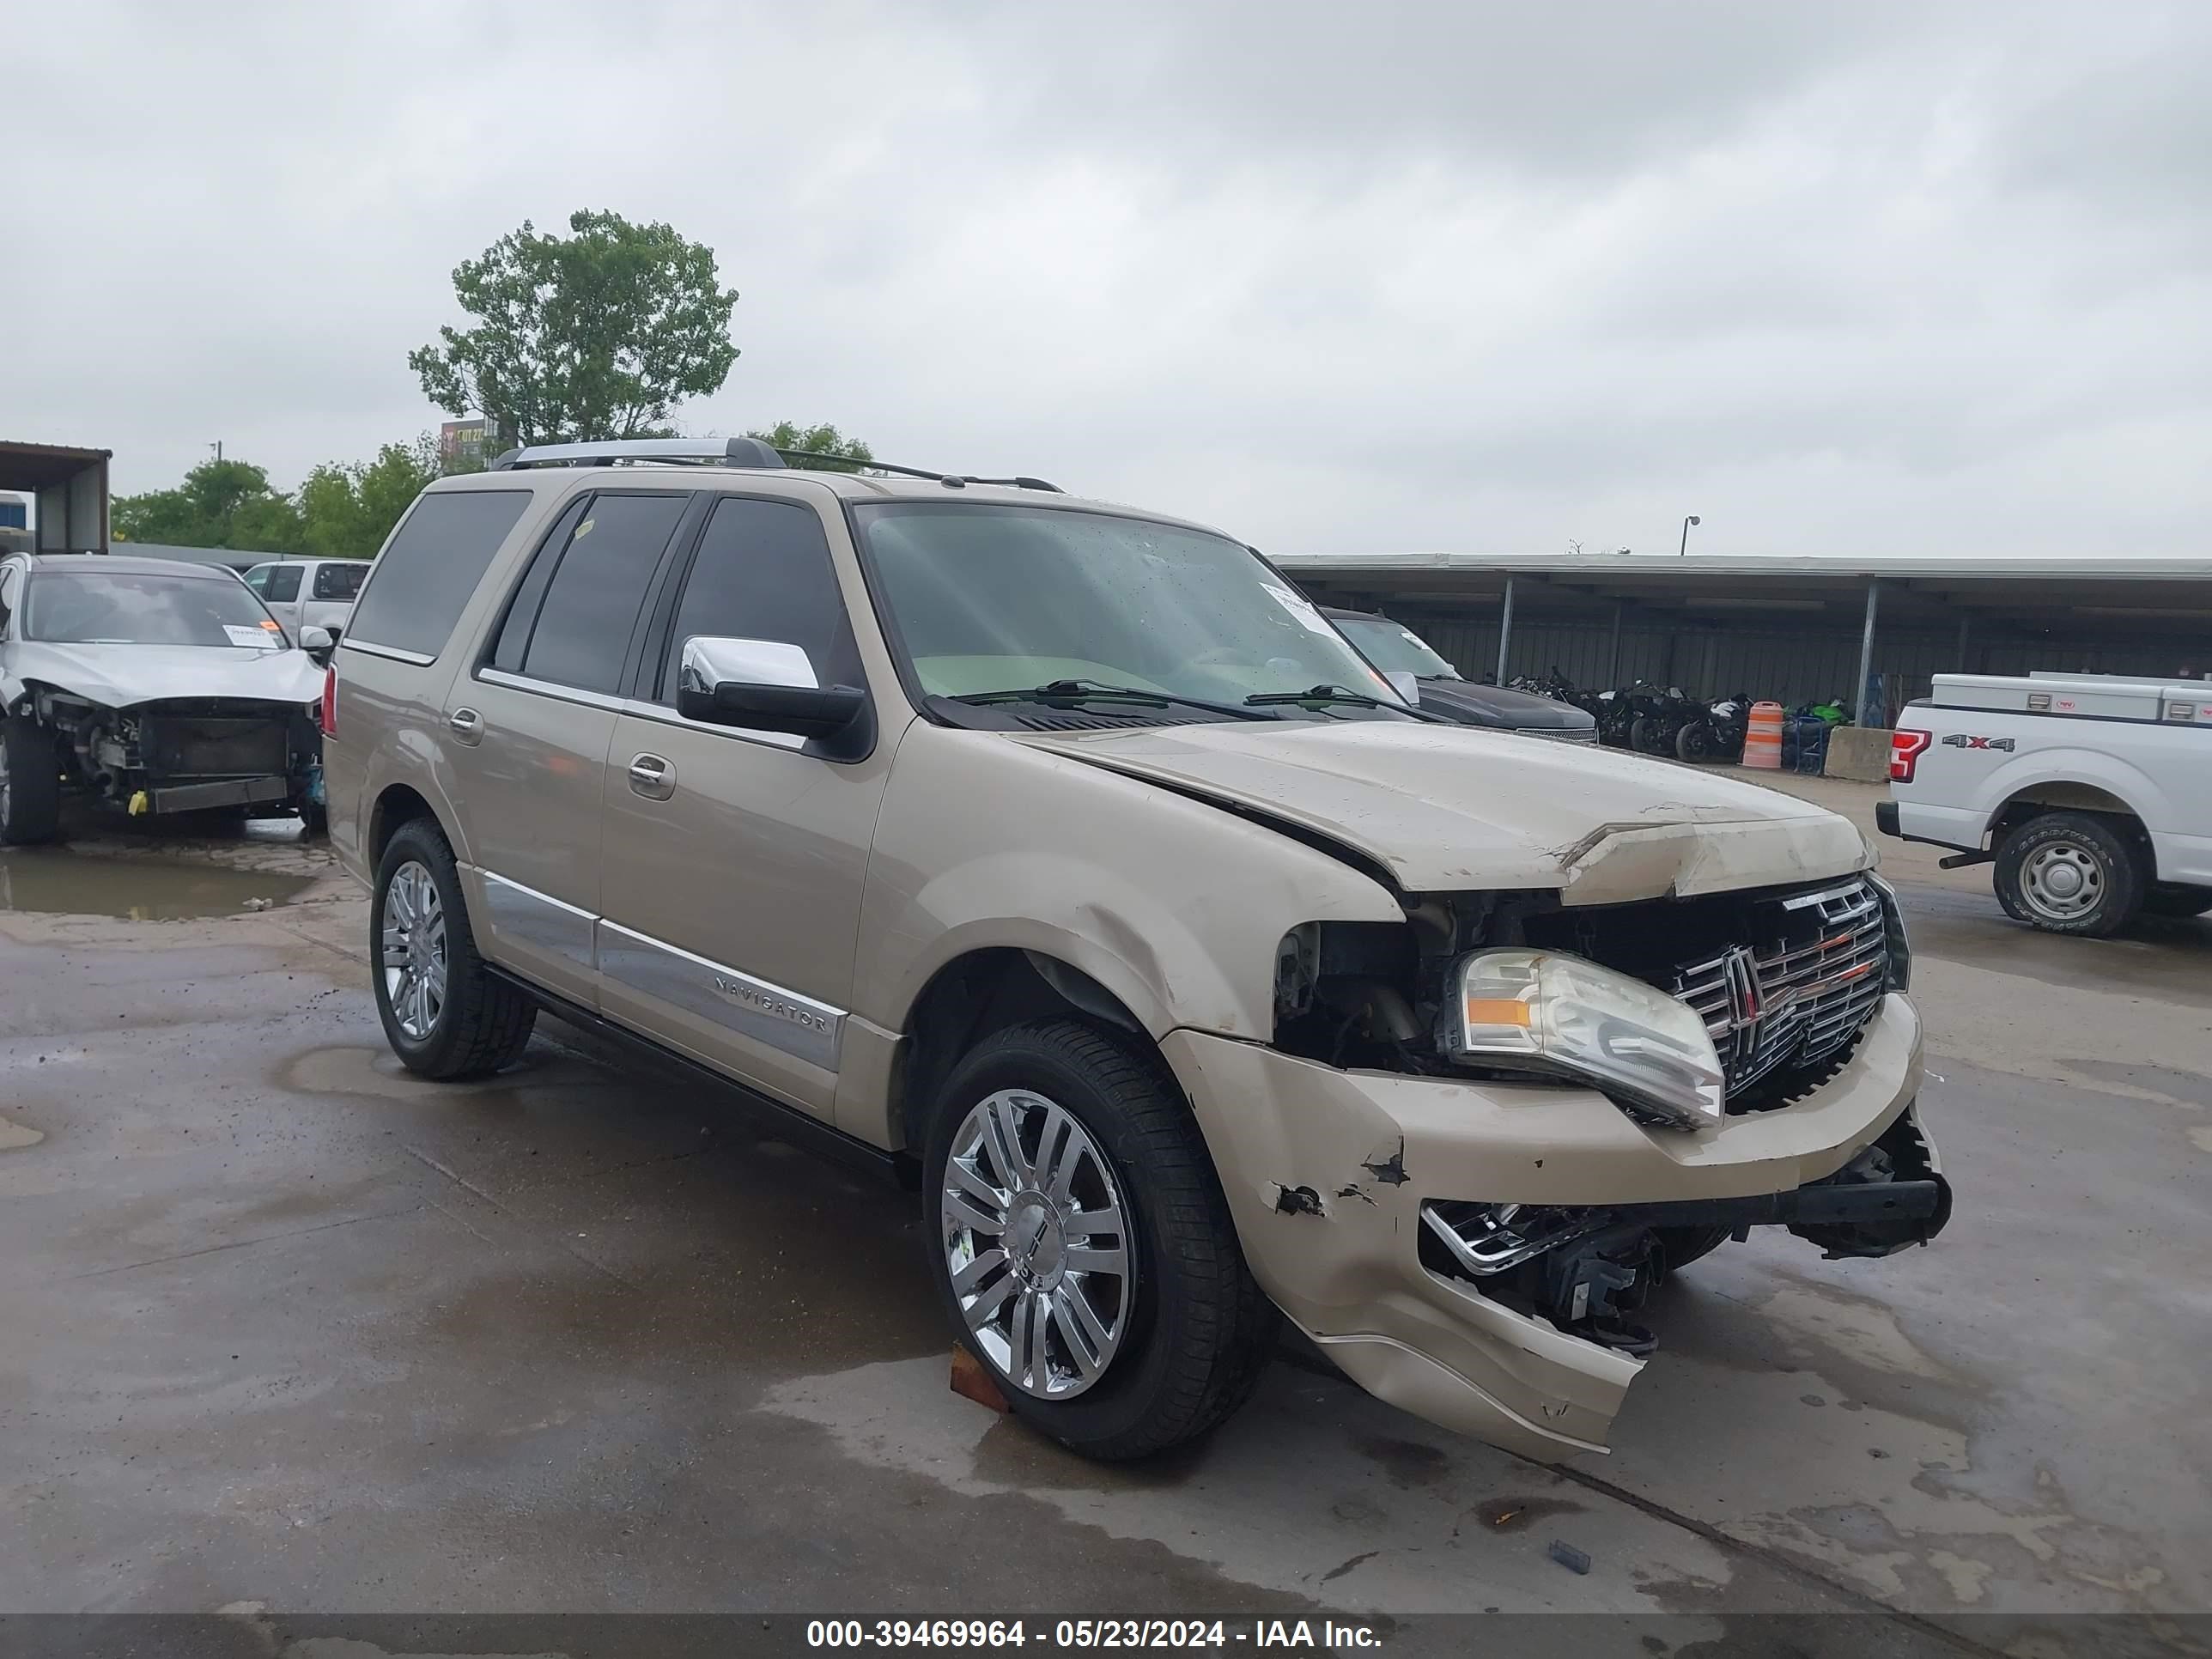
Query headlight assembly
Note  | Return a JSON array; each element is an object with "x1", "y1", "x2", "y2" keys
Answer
[{"x1": 1437, "y1": 948, "x2": 1726, "y2": 1130}]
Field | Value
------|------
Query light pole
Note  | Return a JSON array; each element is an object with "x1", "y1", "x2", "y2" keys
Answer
[{"x1": 1680, "y1": 514, "x2": 1700, "y2": 556}]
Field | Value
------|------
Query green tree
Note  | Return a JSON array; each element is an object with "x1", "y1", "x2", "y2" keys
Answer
[
  {"x1": 747, "y1": 421, "x2": 874, "y2": 472},
  {"x1": 297, "y1": 435, "x2": 441, "y2": 560},
  {"x1": 112, "y1": 457, "x2": 303, "y2": 552},
  {"x1": 409, "y1": 210, "x2": 741, "y2": 447}
]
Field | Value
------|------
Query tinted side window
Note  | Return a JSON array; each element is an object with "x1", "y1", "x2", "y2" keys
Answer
[
  {"x1": 658, "y1": 497, "x2": 859, "y2": 702},
  {"x1": 263, "y1": 565, "x2": 301, "y2": 603},
  {"x1": 313, "y1": 562, "x2": 367, "y2": 600},
  {"x1": 489, "y1": 495, "x2": 589, "y2": 674},
  {"x1": 520, "y1": 493, "x2": 690, "y2": 694},
  {"x1": 243, "y1": 567, "x2": 271, "y2": 594},
  {"x1": 346, "y1": 490, "x2": 532, "y2": 658}
]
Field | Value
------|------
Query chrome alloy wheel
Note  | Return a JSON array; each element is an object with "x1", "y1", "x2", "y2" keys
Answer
[
  {"x1": 941, "y1": 1089, "x2": 1132, "y2": 1400},
  {"x1": 2020, "y1": 839, "x2": 2106, "y2": 923},
  {"x1": 380, "y1": 860, "x2": 449, "y2": 1042}
]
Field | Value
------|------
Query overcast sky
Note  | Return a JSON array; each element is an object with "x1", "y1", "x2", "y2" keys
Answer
[{"x1": 7, "y1": 1, "x2": 2210, "y2": 558}]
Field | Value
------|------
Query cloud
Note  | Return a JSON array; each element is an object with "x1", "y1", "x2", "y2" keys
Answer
[{"x1": 4, "y1": 0, "x2": 2209, "y2": 561}]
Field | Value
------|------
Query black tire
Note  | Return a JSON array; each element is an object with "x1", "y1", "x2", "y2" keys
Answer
[
  {"x1": 1993, "y1": 811, "x2": 2147, "y2": 937},
  {"x1": 1675, "y1": 720, "x2": 1717, "y2": 763},
  {"x1": 2144, "y1": 884, "x2": 2212, "y2": 919},
  {"x1": 371, "y1": 818, "x2": 535, "y2": 1078},
  {"x1": 300, "y1": 802, "x2": 329, "y2": 839},
  {"x1": 1655, "y1": 1225, "x2": 1731, "y2": 1272},
  {"x1": 0, "y1": 714, "x2": 63, "y2": 846},
  {"x1": 922, "y1": 1018, "x2": 1277, "y2": 1461},
  {"x1": 1629, "y1": 716, "x2": 1665, "y2": 754}
]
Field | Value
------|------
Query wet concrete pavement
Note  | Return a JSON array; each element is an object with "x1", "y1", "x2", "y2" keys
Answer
[{"x1": 1, "y1": 794, "x2": 2207, "y2": 1646}]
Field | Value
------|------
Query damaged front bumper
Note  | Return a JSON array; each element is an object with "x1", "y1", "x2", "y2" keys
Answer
[{"x1": 1163, "y1": 993, "x2": 1945, "y2": 1463}]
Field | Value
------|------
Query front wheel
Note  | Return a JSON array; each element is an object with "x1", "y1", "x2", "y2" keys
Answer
[
  {"x1": 1993, "y1": 811, "x2": 2146, "y2": 937},
  {"x1": 1629, "y1": 716, "x2": 1665, "y2": 754},
  {"x1": 0, "y1": 714, "x2": 63, "y2": 846},
  {"x1": 371, "y1": 819, "x2": 535, "y2": 1077},
  {"x1": 924, "y1": 1019, "x2": 1277, "y2": 1461},
  {"x1": 1675, "y1": 720, "x2": 1717, "y2": 763}
]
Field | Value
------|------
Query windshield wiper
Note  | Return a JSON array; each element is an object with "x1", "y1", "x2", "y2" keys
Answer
[
  {"x1": 949, "y1": 679, "x2": 1270, "y2": 722},
  {"x1": 1244, "y1": 684, "x2": 1444, "y2": 720}
]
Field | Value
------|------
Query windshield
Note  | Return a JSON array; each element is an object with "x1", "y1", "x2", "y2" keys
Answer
[
  {"x1": 1333, "y1": 615, "x2": 1460, "y2": 678},
  {"x1": 854, "y1": 504, "x2": 1402, "y2": 707},
  {"x1": 24, "y1": 570, "x2": 288, "y2": 649}
]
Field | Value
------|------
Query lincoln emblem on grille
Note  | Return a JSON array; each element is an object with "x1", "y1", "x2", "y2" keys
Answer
[{"x1": 1721, "y1": 945, "x2": 1764, "y2": 1027}]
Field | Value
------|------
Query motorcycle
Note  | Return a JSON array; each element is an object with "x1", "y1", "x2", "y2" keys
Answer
[
  {"x1": 1675, "y1": 691, "x2": 1751, "y2": 763},
  {"x1": 1628, "y1": 685, "x2": 1703, "y2": 756}
]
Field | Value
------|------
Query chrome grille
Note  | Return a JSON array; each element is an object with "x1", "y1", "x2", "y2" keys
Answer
[{"x1": 1672, "y1": 878, "x2": 1888, "y2": 1103}]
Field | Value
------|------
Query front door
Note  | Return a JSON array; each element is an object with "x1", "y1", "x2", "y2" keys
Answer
[
  {"x1": 441, "y1": 489, "x2": 693, "y2": 1007},
  {"x1": 597, "y1": 495, "x2": 891, "y2": 1118}
]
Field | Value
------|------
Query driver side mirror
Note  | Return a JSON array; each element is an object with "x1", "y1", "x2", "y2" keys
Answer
[
  {"x1": 299, "y1": 624, "x2": 334, "y2": 662},
  {"x1": 676, "y1": 636, "x2": 871, "y2": 758}
]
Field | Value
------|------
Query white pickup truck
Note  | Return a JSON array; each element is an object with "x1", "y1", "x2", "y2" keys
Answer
[{"x1": 1879, "y1": 671, "x2": 2212, "y2": 935}]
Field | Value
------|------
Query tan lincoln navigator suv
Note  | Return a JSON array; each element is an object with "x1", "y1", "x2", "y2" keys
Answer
[{"x1": 325, "y1": 437, "x2": 1949, "y2": 1464}]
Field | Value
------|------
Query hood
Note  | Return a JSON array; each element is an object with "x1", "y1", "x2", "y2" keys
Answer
[
  {"x1": 11, "y1": 641, "x2": 325, "y2": 708},
  {"x1": 1011, "y1": 720, "x2": 1867, "y2": 903},
  {"x1": 1410, "y1": 677, "x2": 1595, "y2": 732}
]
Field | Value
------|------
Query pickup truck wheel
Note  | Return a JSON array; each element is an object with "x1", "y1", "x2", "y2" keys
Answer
[
  {"x1": 2144, "y1": 884, "x2": 2212, "y2": 919},
  {"x1": 924, "y1": 1018, "x2": 1277, "y2": 1461},
  {"x1": 0, "y1": 715, "x2": 63, "y2": 846},
  {"x1": 1994, "y1": 812, "x2": 2145, "y2": 937},
  {"x1": 372, "y1": 819, "x2": 535, "y2": 1078}
]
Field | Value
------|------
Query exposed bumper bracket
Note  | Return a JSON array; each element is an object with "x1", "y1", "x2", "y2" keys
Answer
[{"x1": 147, "y1": 776, "x2": 292, "y2": 813}]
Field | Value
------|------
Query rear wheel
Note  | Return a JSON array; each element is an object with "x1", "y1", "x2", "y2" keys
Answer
[
  {"x1": 0, "y1": 715, "x2": 63, "y2": 846},
  {"x1": 923, "y1": 1019, "x2": 1276, "y2": 1461},
  {"x1": 371, "y1": 818, "x2": 535, "y2": 1077},
  {"x1": 1675, "y1": 720, "x2": 1717, "y2": 763},
  {"x1": 1630, "y1": 716, "x2": 1666, "y2": 754},
  {"x1": 1994, "y1": 811, "x2": 2146, "y2": 937}
]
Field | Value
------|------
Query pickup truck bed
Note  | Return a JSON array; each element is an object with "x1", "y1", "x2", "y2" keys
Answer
[{"x1": 1879, "y1": 672, "x2": 2212, "y2": 934}]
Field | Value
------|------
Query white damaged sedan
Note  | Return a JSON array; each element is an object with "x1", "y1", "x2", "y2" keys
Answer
[{"x1": 0, "y1": 552, "x2": 331, "y2": 843}]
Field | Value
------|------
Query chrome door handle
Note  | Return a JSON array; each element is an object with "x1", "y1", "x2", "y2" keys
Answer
[
  {"x1": 447, "y1": 708, "x2": 484, "y2": 744},
  {"x1": 628, "y1": 753, "x2": 676, "y2": 800}
]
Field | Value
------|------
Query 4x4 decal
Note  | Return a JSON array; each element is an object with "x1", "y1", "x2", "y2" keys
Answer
[{"x1": 1941, "y1": 733, "x2": 2015, "y2": 751}]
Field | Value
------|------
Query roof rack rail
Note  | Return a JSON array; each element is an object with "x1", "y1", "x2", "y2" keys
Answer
[
  {"x1": 489, "y1": 436, "x2": 786, "y2": 471},
  {"x1": 483, "y1": 435, "x2": 1064, "y2": 494},
  {"x1": 775, "y1": 448, "x2": 1064, "y2": 493}
]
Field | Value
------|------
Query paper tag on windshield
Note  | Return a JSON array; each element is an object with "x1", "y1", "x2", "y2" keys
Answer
[
  {"x1": 224, "y1": 624, "x2": 277, "y2": 649},
  {"x1": 1260, "y1": 581, "x2": 1339, "y2": 637}
]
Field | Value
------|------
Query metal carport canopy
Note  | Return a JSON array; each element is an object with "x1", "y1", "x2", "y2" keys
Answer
[
  {"x1": 1269, "y1": 550, "x2": 2212, "y2": 636},
  {"x1": 1273, "y1": 550, "x2": 2212, "y2": 721}
]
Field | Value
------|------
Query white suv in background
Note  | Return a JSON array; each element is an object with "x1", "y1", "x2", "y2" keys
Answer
[{"x1": 244, "y1": 557, "x2": 368, "y2": 643}]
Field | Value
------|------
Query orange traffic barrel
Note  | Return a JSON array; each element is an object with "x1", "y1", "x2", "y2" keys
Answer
[{"x1": 1744, "y1": 701, "x2": 1784, "y2": 769}]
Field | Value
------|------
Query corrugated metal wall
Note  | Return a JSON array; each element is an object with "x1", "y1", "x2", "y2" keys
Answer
[{"x1": 1381, "y1": 611, "x2": 2196, "y2": 723}]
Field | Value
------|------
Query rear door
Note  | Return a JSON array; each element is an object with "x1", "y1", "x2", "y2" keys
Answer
[
  {"x1": 442, "y1": 488, "x2": 697, "y2": 1008},
  {"x1": 596, "y1": 493, "x2": 889, "y2": 1117},
  {"x1": 254, "y1": 562, "x2": 304, "y2": 637}
]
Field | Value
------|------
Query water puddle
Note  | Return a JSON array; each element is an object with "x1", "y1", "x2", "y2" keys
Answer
[{"x1": 0, "y1": 848, "x2": 315, "y2": 919}]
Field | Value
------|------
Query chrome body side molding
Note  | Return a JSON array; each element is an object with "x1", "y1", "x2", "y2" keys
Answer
[{"x1": 595, "y1": 921, "x2": 844, "y2": 1073}]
